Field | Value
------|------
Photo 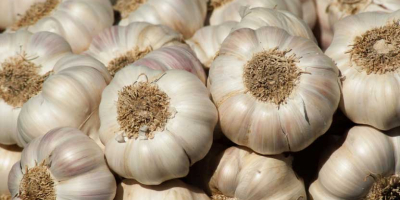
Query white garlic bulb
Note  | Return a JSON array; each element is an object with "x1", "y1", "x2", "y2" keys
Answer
[
  {"x1": 99, "y1": 65, "x2": 218, "y2": 185},
  {"x1": 300, "y1": 0, "x2": 317, "y2": 28},
  {"x1": 115, "y1": 179, "x2": 210, "y2": 200},
  {"x1": 209, "y1": 27, "x2": 340, "y2": 155},
  {"x1": 309, "y1": 126, "x2": 400, "y2": 200},
  {"x1": 326, "y1": 11, "x2": 400, "y2": 130},
  {"x1": 4, "y1": 0, "x2": 114, "y2": 53},
  {"x1": 0, "y1": 145, "x2": 21, "y2": 199},
  {"x1": 316, "y1": 0, "x2": 400, "y2": 50},
  {"x1": 190, "y1": 146, "x2": 306, "y2": 200},
  {"x1": 8, "y1": 127, "x2": 117, "y2": 200},
  {"x1": 16, "y1": 54, "x2": 111, "y2": 147},
  {"x1": 116, "y1": 0, "x2": 207, "y2": 39},
  {"x1": 0, "y1": 30, "x2": 72, "y2": 146},
  {"x1": 0, "y1": 0, "x2": 38, "y2": 30},
  {"x1": 85, "y1": 22, "x2": 205, "y2": 82}
]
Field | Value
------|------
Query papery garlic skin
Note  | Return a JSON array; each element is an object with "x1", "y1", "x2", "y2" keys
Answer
[
  {"x1": 309, "y1": 126, "x2": 400, "y2": 200},
  {"x1": 0, "y1": 30, "x2": 72, "y2": 146},
  {"x1": 300, "y1": 0, "x2": 317, "y2": 28},
  {"x1": 0, "y1": 145, "x2": 21, "y2": 198},
  {"x1": 115, "y1": 179, "x2": 210, "y2": 200},
  {"x1": 209, "y1": 27, "x2": 340, "y2": 155},
  {"x1": 6, "y1": 0, "x2": 114, "y2": 53},
  {"x1": 99, "y1": 65, "x2": 218, "y2": 185},
  {"x1": 118, "y1": 0, "x2": 207, "y2": 39},
  {"x1": 0, "y1": 0, "x2": 38, "y2": 30},
  {"x1": 186, "y1": 21, "x2": 238, "y2": 69},
  {"x1": 326, "y1": 11, "x2": 400, "y2": 130},
  {"x1": 16, "y1": 54, "x2": 111, "y2": 146},
  {"x1": 8, "y1": 127, "x2": 116, "y2": 200}
]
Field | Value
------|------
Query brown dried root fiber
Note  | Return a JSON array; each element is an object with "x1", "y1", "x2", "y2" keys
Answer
[
  {"x1": 210, "y1": 0, "x2": 234, "y2": 9},
  {"x1": 362, "y1": 175, "x2": 400, "y2": 200},
  {"x1": 0, "y1": 52, "x2": 52, "y2": 107},
  {"x1": 11, "y1": 0, "x2": 59, "y2": 30},
  {"x1": 212, "y1": 194, "x2": 238, "y2": 200},
  {"x1": 0, "y1": 194, "x2": 11, "y2": 200},
  {"x1": 18, "y1": 161, "x2": 56, "y2": 200},
  {"x1": 243, "y1": 48, "x2": 301, "y2": 105},
  {"x1": 108, "y1": 47, "x2": 152, "y2": 77},
  {"x1": 348, "y1": 21, "x2": 400, "y2": 75},
  {"x1": 328, "y1": 0, "x2": 370, "y2": 15},
  {"x1": 114, "y1": 0, "x2": 147, "y2": 19},
  {"x1": 117, "y1": 81, "x2": 171, "y2": 140}
]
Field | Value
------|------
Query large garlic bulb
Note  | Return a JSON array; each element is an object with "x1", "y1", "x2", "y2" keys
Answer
[
  {"x1": 326, "y1": 11, "x2": 400, "y2": 130},
  {"x1": 309, "y1": 126, "x2": 400, "y2": 200},
  {"x1": 8, "y1": 127, "x2": 117, "y2": 200},
  {"x1": 0, "y1": 145, "x2": 21, "y2": 200},
  {"x1": 85, "y1": 22, "x2": 205, "y2": 82},
  {"x1": 209, "y1": 27, "x2": 340, "y2": 155},
  {"x1": 189, "y1": 146, "x2": 306, "y2": 200},
  {"x1": 99, "y1": 65, "x2": 218, "y2": 185},
  {"x1": 4, "y1": 0, "x2": 114, "y2": 53},
  {"x1": 316, "y1": 0, "x2": 400, "y2": 50},
  {"x1": 116, "y1": 0, "x2": 207, "y2": 39},
  {"x1": 115, "y1": 179, "x2": 210, "y2": 200},
  {"x1": 0, "y1": 30, "x2": 72, "y2": 146}
]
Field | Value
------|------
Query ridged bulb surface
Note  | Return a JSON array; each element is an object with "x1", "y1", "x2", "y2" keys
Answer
[
  {"x1": 99, "y1": 65, "x2": 218, "y2": 185},
  {"x1": 326, "y1": 11, "x2": 400, "y2": 130},
  {"x1": 0, "y1": 145, "x2": 21, "y2": 198},
  {"x1": 309, "y1": 126, "x2": 400, "y2": 200},
  {"x1": 8, "y1": 127, "x2": 117, "y2": 200},
  {"x1": 209, "y1": 27, "x2": 340, "y2": 155}
]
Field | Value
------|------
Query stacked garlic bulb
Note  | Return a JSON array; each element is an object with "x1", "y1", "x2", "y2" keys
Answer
[
  {"x1": 316, "y1": 0, "x2": 400, "y2": 49},
  {"x1": 326, "y1": 10, "x2": 400, "y2": 130},
  {"x1": 4, "y1": 0, "x2": 114, "y2": 53},
  {"x1": 0, "y1": 145, "x2": 21, "y2": 200},
  {"x1": 189, "y1": 146, "x2": 306, "y2": 200},
  {"x1": 209, "y1": 27, "x2": 340, "y2": 155},
  {"x1": 8, "y1": 127, "x2": 117, "y2": 200},
  {"x1": 116, "y1": 0, "x2": 207, "y2": 39},
  {"x1": 310, "y1": 126, "x2": 400, "y2": 200},
  {"x1": 115, "y1": 179, "x2": 210, "y2": 200},
  {"x1": 99, "y1": 65, "x2": 218, "y2": 185}
]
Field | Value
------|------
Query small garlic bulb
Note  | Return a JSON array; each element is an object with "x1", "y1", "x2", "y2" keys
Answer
[
  {"x1": 309, "y1": 126, "x2": 400, "y2": 200},
  {"x1": 189, "y1": 146, "x2": 306, "y2": 200},
  {"x1": 326, "y1": 10, "x2": 400, "y2": 130},
  {"x1": 116, "y1": 0, "x2": 207, "y2": 39},
  {"x1": 115, "y1": 179, "x2": 210, "y2": 200},
  {"x1": 85, "y1": 22, "x2": 205, "y2": 81},
  {"x1": 209, "y1": 27, "x2": 340, "y2": 155},
  {"x1": 99, "y1": 65, "x2": 218, "y2": 185},
  {"x1": 5, "y1": 0, "x2": 114, "y2": 53},
  {"x1": 0, "y1": 30, "x2": 72, "y2": 146},
  {"x1": 8, "y1": 127, "x2": 117, "y2": 200},
  {"x1": 0, "y1": 145, "x2": 21, "y2": 199}
]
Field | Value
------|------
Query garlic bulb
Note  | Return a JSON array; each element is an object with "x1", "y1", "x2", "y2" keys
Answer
[
  {"x1": 190, "y1": 146, "x2": 306, "y2": 200},
  {"x1": 116, "y1": 0, "x2": 207, "y2": 39},
  {"x1": 326, "y1": 11, "x2": 400, "y2": 130},
  {"x1": 4, "y1": 0, "x2": 114, "y2": 53},
  {"x1": 16, "y1": 54, "x2": 111, "y2": 146},
  {"x1": 0, "y1": 145, "x2": 21, "y2": 200},
  {"x1": 8, "y1": 127, "x2": 117, "y2": 200},
  {"x1": 99, "y1": 65, "x2": 218, "y2": 185},
  {"x1": 0, "y1": 30, "x2": 72, "y2": 146},
  {"x1": 300, "y1": 0, "x2": 317, "y2": 28},
  {"x1": 85, "y1": 22, "x2": 205, "y2": 82},
  {"x1": 115, "y1": 179, "x2": 210, "y2": 200},
  {"x1": 316, "y1": 0, "x2": 400, "y2": 50},
  {"x1": 209, "y1": 27, "x2": 340, "y2": 155},
  {"x1": 309, "y1": 126, "x2": 400, "y2": 200},
  {"x1": 0, "y1": 0, "x2": 38, "y2": 30}
]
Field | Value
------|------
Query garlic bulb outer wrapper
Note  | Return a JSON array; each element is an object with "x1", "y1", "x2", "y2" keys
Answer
[
  {"x1": 118, "y1": 0, "x2": 207, "y2": 39},
  {"x1": 99, "y1": 65, "x2": 218, "y2": 185},
  {"x1": 8, "y1": 127, "x2": 117, "y2": 200},
  {"x1": 326, "y1": 11, "x2": 400, "y2": 130},
  {"x1": 16, "y1": 54, "x2": 111, "y2": 147},
  {"x1": 300, "y1": 0, "x2": 317, "y2": 28},
  {"x1": 209, "y1": 27, "x2": 340, "y2": 155},
  {"x1": 6, "y1": 0, "x2": 114, "y2": 53},
  {"x1": 0, "y1": 145, "x2": 21, "y2": 198},
  {"x1": 0, "y1": 30, "x2": 73, "y2": 146},
  {"x1": 115, "y1": 179, "x2": 210, "y2": 200}
]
